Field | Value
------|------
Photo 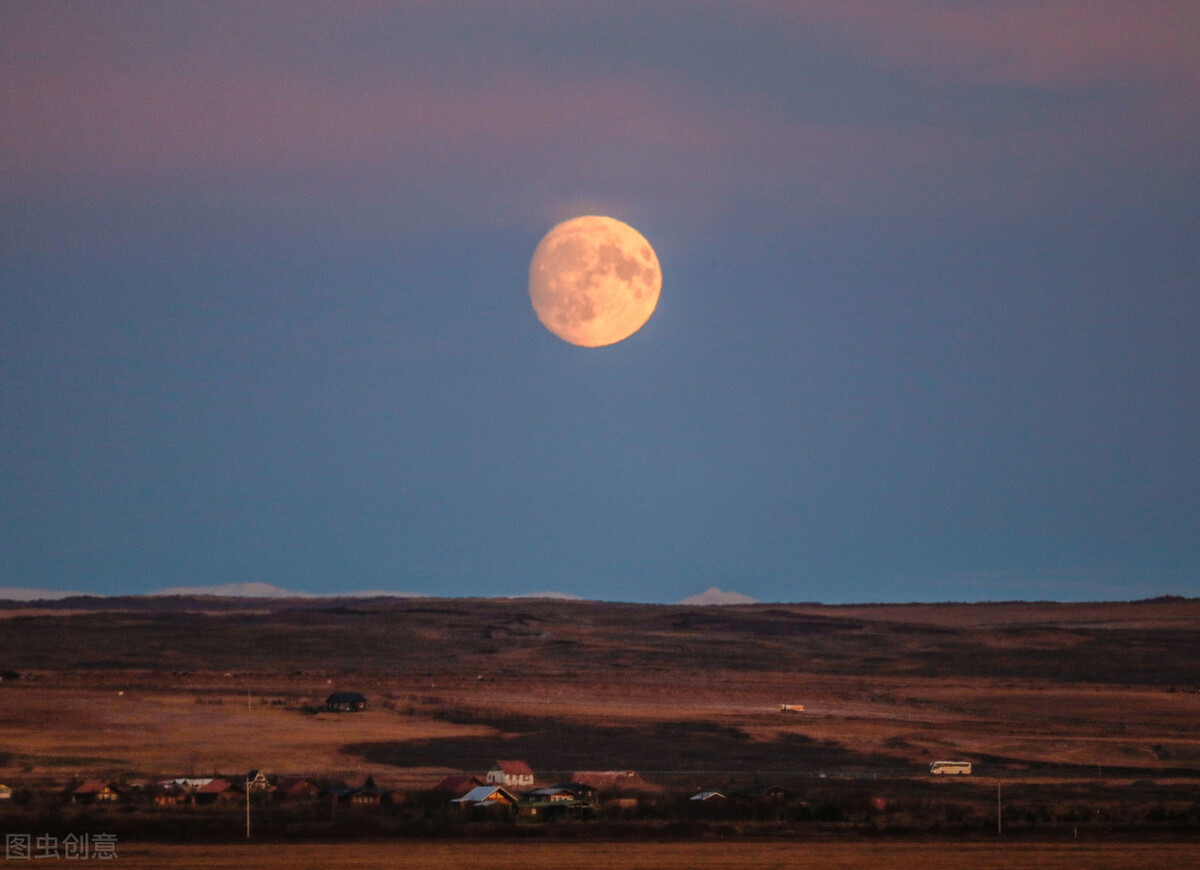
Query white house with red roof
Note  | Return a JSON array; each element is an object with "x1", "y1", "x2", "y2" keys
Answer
[{"x1": 485, "y1": 760, "x2": 534, "y2": 788}]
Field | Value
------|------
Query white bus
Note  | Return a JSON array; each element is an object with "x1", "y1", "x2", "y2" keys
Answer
[{"x1": 929, "y1": 761, "x2": 972, "y2": 775}]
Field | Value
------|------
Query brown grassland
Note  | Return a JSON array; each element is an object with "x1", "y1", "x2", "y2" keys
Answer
[{"x1": 2, "y1": 594, "x2": 1199, "y2": 865}]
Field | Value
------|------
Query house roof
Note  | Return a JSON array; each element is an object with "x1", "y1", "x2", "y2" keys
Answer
[
  {"x1": 433, "y1": 775, "x2": 483, "y2": 795},
  {"x1": 196, "y1": 779, "x2": 236, "y2": 794},
  {"x1": 276, "y1": 777, "x2": 320, "y2": 794},
  {"x1": 493, "y1": 760, "x2": 533, "y2": 776},
  {"x1": 326, "y1": 692, "x2": 367, "y2": 703},
  {"x1": 690, "y1": 790, "x2": 726, "y2": 801},
  {"x1": 159, "y1": 777, "x2": 213, "y2": 790},
  {"x1": 526, "y1": 786, "x2": 575, "y2": 798},
  {"x1": 74, "y1": 779, "x2": 114, "y2": 794},
  {"x1": 454, "y1": 785, "x2": 516, "y2": 804}
]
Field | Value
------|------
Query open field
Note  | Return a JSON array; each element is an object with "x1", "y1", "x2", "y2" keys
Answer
[
  {"x1": 3, "y1": 596, "x2": 1199, "y2": 781},
  {"x1": 106, "y1": 839, "x2": 1200, "y2": 869},
  {"x1": 1, "y1": 594, "x2": 1198, "y2": 857}
]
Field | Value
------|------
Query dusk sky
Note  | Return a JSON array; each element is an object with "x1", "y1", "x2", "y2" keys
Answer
[{"x1": 3, "y1": 2, "x2": 1197, "y2": 604}]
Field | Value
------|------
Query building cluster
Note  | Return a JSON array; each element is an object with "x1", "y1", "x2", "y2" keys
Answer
[
  {"x1": 0, "y1": 762, "x2": 817, "y2": 824},
  {"x1": 0, "y1": 692, "x2": 876, "y2": 825}
]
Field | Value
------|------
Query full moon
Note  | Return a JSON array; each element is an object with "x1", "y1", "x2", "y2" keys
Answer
[{"x1": 529, "y1": 215, "x2": 662, "y2": 347}]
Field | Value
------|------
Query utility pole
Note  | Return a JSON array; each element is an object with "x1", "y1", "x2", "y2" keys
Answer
[
  {"x1": 246, "y1": 779, "x2": 251, "y2": 839},
  {"x1": 997, "y1": 780, "x2": 1002, "y2": 836}
]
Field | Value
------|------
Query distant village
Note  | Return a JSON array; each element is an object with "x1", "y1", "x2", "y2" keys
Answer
[
  {"x1": 0, "y1": 692, "x2": 890, "y2": 830},
  {"x1": 1, "y1": 690, "x2": 1191, "y2": 839}
]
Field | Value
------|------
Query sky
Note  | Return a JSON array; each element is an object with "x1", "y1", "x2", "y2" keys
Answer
[{"x1": 2, "y1": 1, "x2": 1197, "y2": 604}]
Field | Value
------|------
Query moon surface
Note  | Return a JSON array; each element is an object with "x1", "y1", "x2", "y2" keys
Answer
[{"x1": 529, "y1": 215, "x2": 662, "y2": 347}]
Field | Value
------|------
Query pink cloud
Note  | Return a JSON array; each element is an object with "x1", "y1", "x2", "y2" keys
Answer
[
  {"x1": 742, "y1": 0, "x2": 1199, "y2": 173},
  {"x1": 2, "y1": 1, "x2": 1194, "y2": 232},
  {"x1": 770, "y1": 0, "x2": 1200, "y2": 91}
]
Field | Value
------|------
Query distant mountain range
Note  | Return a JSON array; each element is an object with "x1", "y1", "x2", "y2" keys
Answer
[
  {"x1": 0, "y1": 587, "x2": 85, "y2": 602},
  {"x1": 0, "y1": 583, "x2": 754, "y2": 605},
  {"x1": 677, "y1": 586, "x2": 759, "y2": 606}
]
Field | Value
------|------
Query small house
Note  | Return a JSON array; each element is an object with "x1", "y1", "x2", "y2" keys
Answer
[
  {"x1": 325, "y1": 692, "x2": 367, "y2": 712},
  {"x1": 153, "y1": 786, "x2": 188, "y2": 807},
  {"x1": 72, "y1": 780, "x2": 120, "y2": 804},
  {"x1": 486, "y1": 760, "x2": 534, "y2": 789},
  {"x1": 0, "y1": 784, "x2": 12, "y2": 801},
  {"x1": 517, "y1": 798, "x2": 597, "y2": 823},
  {"x1": 349, "y1": 775, "x2": 383, "y2": 807},
  {"x1": 452, "y1": 784, "x2": 518, "y2": 815},
  {"x1": 245, "y1": 770, "x2": 274, "y2": 792},
  {"x1": 276, "y1": 777, "x2": 322, "y2": 800},
  {"x1": 524, "y1": 786, "x2": 577, "y2": 803},
  {"x1": 192, "y1": 779, "x2": 240, "y2": 805},
  {"x1": 159, "y1": 777, "x2": 212, "y2": 791},
  {"x1": 551, "y1": 781, "x2": 598, "y2": 802}
]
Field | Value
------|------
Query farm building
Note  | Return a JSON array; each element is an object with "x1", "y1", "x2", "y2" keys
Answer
[
  {"x1": 517, "y1": 798, "x2": 597, "y2": 823},
  {"x1": 245, "y1": 770, "x2": 274, "y2": 792},
  {"x1": 153, "y1": 786, "x2": 188, "y2": 807},
  {"x1": 159, "y1": 777, "x2": 212, "y2": 791},
  {"x1": 72, "y1": 780, "x2": 120, "y2": 803},
  {"x1": 276, "y1": 777, "x2": 322, "y2": 800},
  {"x1": 524, "y1": 786, "x2": 578, "y2": 803},
  {"x1": 193, "y1": 779, "x2": 240, "y2": 805},
  {"x1": 325, "y1": 691, "x2": 367, "y2": 712},
  {"x1": 452, "y1": 785, "x2": 518, "y2": 816},
  {"x1": 550, "y1": 781, "x2": 598, "y2": 802},
  {"x1": 348, "y1": 776, "x2": 383, "y2": 807},
  {"x1": 486, "y1": 760, "x2": 534, "y2": 788}
]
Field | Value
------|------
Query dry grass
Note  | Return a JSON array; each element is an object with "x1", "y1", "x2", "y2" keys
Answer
[
  {"x1": 111, "y1": 840, "x2": 1200, "y2": 870},
  {"x1": 2, "y1": 596, "x2": 1198, "y2": 782},
  {"x1": 0, "y1": 685, "x2": 489, "y2": 782}
]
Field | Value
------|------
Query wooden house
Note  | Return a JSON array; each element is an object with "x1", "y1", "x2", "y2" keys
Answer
[
  {"x1": 486, "y1": 760, "x2": 534, "y2": 789},
  {"x1": 153, "y1": 785, "x2": 189, "y2": 807},
  {"x1": 524, "y1": 786, "x2": 578, "y2": 803},
  {"x1": 192, "y1": 779, "x2": 240, "y2": 805},
  {"x1": 72, "y1": 780, "x2": 120, "y2": 803},
  {"x1": 245, "y1": 770, "x2": 274, "y2": 792},
  {"x1": 517, "y1": 798, "x2": 597, "y2": 823},
  {"x1": 452, "y1": 784, "x2": 518, "y2": 815},
  {"x1": 276, "y1": 777, "x2": 322, "y2": 800},
  {"x1": 348, "y1": 776, "x2": 383, "y2": 807}
]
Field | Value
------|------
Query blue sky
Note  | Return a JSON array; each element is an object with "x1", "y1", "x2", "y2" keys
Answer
[{"x1": 2, "y1": 2, "x2": 1197, "y2": 603}]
